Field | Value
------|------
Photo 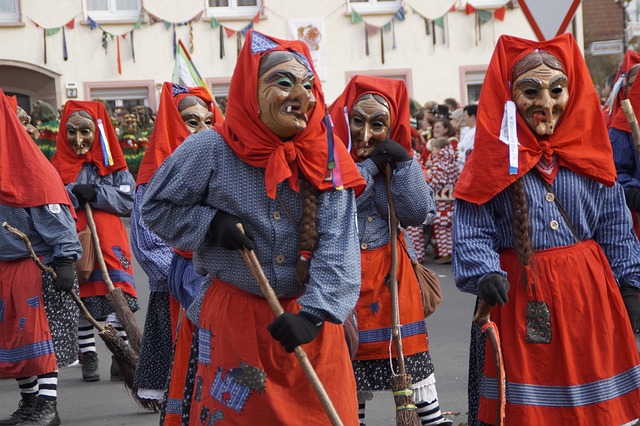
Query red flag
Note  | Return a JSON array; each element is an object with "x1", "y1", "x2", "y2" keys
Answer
[
  {"x1": 465, "y1": 3, "x2": 476, "y2": 14},
  {"x1": 449, "y1": 2, "x2": 456, "y2": 12},
  {"x1": 65, "y1": 18, "x2": 75, "y2": 29},
  {"x1": 224, "y1": 26, "x2": 235, "y2": 38},
  {"x1": 252, "y1": 11, "x2": 260, "y2": 24},
  {"x1": 494, "y1": 6, "x2": 506, "y2": 21}
]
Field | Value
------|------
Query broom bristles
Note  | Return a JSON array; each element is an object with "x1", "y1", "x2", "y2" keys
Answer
[
  {"x1": 390, "y1": 374, "x2": 421, "y2": 426},
  {"x1": 106, "y1": 287, "x2": 142, "y2": 354},
  {"x1": 99, "y1": 324, "x2": 158, "y2": 412}
]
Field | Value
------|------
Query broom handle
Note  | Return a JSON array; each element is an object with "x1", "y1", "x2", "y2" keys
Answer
[
  {"x1": 236, "y1": 225, "x2": 343, "y2": 426},
  {"x1": 84, "y1": 203, "x2": 116, "y2": 292},
  {"x1": 621, "y1": 99, "x2": 640, "y2": 155},
  {"x1": 2, "y1": 221, "x2": 105, "y2": 332},
  {"x1": 385, "y1": 164, "x2": 407, "y2": 375}
]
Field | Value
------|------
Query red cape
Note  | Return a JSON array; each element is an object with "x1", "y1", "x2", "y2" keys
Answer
[
  {"x1": 52, "y1": 100, "x2": 127, "y2": 184},
  {"x1": 136, "y1": 82, "x2": 224, "y2": 186},
  {"x1": 454, "y1": 33, "x2": 616, "y2": 205},
  {"x1": 0, "y1": 89, "x2": 72, "y2": 209},
  {"x1": 328, "y1": 75, "x2": 413, "y2": 162},
  {"x1": 214, "y1": 30, "x2": 364, "y2": 199}
]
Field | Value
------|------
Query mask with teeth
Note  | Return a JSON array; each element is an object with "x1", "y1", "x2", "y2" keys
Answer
[
  {"x1": 511, "y1": 50, "x2": 568, "y2": 137},
  {"x1": 349, "y1": 93, "x2": 391, "y2": 158}
]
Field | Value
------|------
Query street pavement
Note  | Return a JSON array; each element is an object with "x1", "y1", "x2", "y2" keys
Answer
[{"x1": 0, "y1": 241, "x2": 477, "y2": 426}]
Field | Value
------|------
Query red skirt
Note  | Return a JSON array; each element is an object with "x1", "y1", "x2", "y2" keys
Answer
[
  {"x1": 479, "y1": 240, "x2": 640, "y2": 425},
  {"x1": 75, "y1": 209, "x2": 136, "y2": 299},
  {"x1": 0, "y1": 258, "x2": 57, "y2": 378},
  {"x1": 354, "y1": 234, "x2": 428, "y2": 361},
  {"x1": 188, "y1": 280, "x2": 359, "y2": 425}
]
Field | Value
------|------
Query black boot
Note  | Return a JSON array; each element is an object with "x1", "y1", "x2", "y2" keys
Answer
[
  {"x1": 21, "y1": 398, "x2": 60, "y2": 426},
  {"x1": 81, "y1": 351, "x2": 100, "y2": 382},
  {"x1": 0, "y1": 394, "x2": 38, "y2": 425},
  {"x1": 110, "y1": 356, "x2": 122, "y2": 381}
]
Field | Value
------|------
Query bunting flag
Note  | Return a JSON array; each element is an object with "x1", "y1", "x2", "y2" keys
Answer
[
  {"x1": 352, "y1": 7, "x2": 405, "y2": 63},
  {"x1": 494, "y1": 6, "x2": 506, "y2": 21},
  {"x1": 31, "y1": 17, "x2": 75, "y2": 63}
]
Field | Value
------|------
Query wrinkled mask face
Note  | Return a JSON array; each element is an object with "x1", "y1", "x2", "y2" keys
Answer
[
  {"x1": 180, "y1": 101, "x2": 213, "y2": 134},
  {"x1": 350, "y1": 96, "x2": 391, "y2": 159},
  {"x1": 122, "y1": 113, "x2": 138, "y2": 133},
  {"x1": 512, "y1": 63, "x2": 569, "y2": 136},
  {"x1": 257, "y1": 57, "x2": 317, "y2": 139},
  {"x1": 16, "y1": 107, "x2": 39, "y2": 141},
  {"x1": 66, "y1": 112, "x2": 96, "y2": 156}
]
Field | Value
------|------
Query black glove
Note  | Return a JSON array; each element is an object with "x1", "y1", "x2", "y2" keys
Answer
[
  {"x1": 72, "y1": 184, "x2": 97, "y2": 206},
  {"x1": 52, "y1": 257, "x2": 75, "y2": 293},
  {"x1": 268, "y1": 312, "x2": 323, "y2": 353},
  {"x1": 478, "y1": 273, "x2": 510, "y2": 307},
  {"x1": 621, "y1": 284, "x2": 640, "y2": 333},
  {"x1": 368, "y1": 138, "x2": 412, "y2": 172},
  {"x1": 625, "y1": 187, "x2": 640, "y2": 212},
  {"x1": 208, "y1": 210, "x2": 255, "y2": 251}
]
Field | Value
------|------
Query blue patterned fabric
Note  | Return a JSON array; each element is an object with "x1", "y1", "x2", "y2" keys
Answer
[
  {"x1": 355, "y1": 158, "x2": 435, "y2": 252},
  {"x1": 26, "y1": 296, "x2": 39, "y2": 308},
  {"x1": 141, "y1": 130, "x2": 361, "y2": 324},
  {"x1": 609, "y1": 127, "x2": 640, "y2": 190},
  {"x1": 130, "y1": 185, "x2": 173, "y2": 292},
  {"x1": 172, "y1": 83, "x2": 189, "y2": 96},
  {"x1": 0, "y1": 340, "x2": 55, "y2": 363},
  {"x1": 358, "y1": 319, "x2": 426, "y2": 344},
  {"x1": 198, "y1": 328, "x2": 211, "y2": 365},
  {"x1": 453, "y1": 167, "x2": 640, "y2": 293},
  {"x1": 0, "y1": 204, "x2": 81, "y2": 263},
  {"x1": 210, "y1": 369, "x2": 251, "y2": 412},
  {"x1": 66, "y1": 164, "x2": 135, "y2": 215},
  {"x1": 250, "y1": 31, "x2": 278, "y2": 54}
]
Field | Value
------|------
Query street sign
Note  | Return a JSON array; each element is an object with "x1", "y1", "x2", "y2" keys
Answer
[
  {"x1": 519, "y1": 0, "x2": 582, "y2": 41},
  {"x1": 589, "y1": 40, "x2": 624, "y2": 56}
]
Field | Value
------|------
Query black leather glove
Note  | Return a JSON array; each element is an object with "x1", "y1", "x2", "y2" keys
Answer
[
  {"x1": 621, "y1": 284, "x2": 640, "y2": 333},
  {"x1": 625, "y1": 187, "x2": 640, "y2": 212},
  {"x1": 53, "y1": 257, "x2": 75, "y2": 293},
  {"x1": 72, "y1": 184, "x2": 97, "y2": 206},
  {"x1": 368, "y1": 138, "x2": 412, "y2": 172},
  {"x1": 268, "y1": 312, "x2": 323, "y2": 353},
  {"x1": 478, "y1": 273, "x2": 510, "y2": 307},
  {"x1": 208, "y1": 210, "x2": 255, "y2": 251}
]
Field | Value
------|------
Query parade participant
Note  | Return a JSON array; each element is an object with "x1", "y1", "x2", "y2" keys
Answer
[
  {"x1": 130, "y1": 81, "x2": 222, "y2": 408},
  {"x1": 6, "y1": 96, "x2": 39, "y2": 141},
  {"x1": 329, "y1": 75, "x2": 451, "y2": 426},
  {"x1": 141, "y1": 30, "x2": 365, "y2": 424},
  {"x1": 51, "y1": 100, "x2": 137, "y2": 383},
  {"x1": 453, "y1": 33, "x2": 640, "y2": 426},
  {"x1": 0, "y1": 89, "x2": 82, "y2": 426},
  {"x1": 604, "y1": 50, "x2": 640, "y2": 128}
]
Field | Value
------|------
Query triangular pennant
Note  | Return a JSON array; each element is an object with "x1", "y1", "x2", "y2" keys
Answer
[
  {"x1": 478, "y1": 10, "x2": 492, "y2": 24},
  {"x1": 65, "y1": 18, "x2": 75, "y2": 29},
  {"x1": 193, "y1": 10, "x2": 204, "y2": 22},
  {"x1": 134, "y1": 18, "x2": 142, "y2": 29},
  {"x1": 45, "y1": 27, "x2": 61, "y2": 36},
  {"x1": 87, "y1": 16, "x2": 98, "y2": 30},
  {"x1": 240, "y1": 22, "x2": 253, "y2": 36},
  {"x1": 382, "y1": 21, "x2": 392, "y2": 31},
  {"x1": 465, "y1": 3, "x2": 476, "y2": 14},
  {"x1": 210, "y1": 17, "x2": 220, "y2": 28},
  {"x1": 494, "y1": 6, "x2": 506, "y2": 22},
  {"x1": 31, "y1": 19, "x2": 40, "y2": 28},
  {"x1": 449, "y1": 4, "x2": 456, "y2": 12},
  {"x1": 365, "y1": 23, "x2": 380, "y2": 34},
  {"x1": 351, "y1": 9, "x2": 363, "y2": 24},
  {"x1": 224, "y1": 26, "x2": 235, "y2": 38},
  {"x1": 434, "y1": 16, "x2": 444, "y2": 28},
  {"x1": 148, "y1": 13, "x2": 163, "y2": 25},
  {"x1": 253, "y1": 11, "x2": 261, "y2": 24},
  {"x1": 164, "y1": 20, "x2": 172, "y2": 30},
  {"x1": 518, "y1": 0, "x2": 581, "y2": 41},
  {"x1": 394, "y1": 7, "x2": 405, "y2": 21}
]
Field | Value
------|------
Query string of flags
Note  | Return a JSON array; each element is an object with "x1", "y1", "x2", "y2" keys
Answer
[{"x1": 350, "y1": 8, "x2": 405, "y2": 64}]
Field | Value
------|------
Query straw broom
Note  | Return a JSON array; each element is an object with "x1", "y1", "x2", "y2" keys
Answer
[
  {"x1": 385, "y1": 164, "x2": 421, "y2": 426},
  {"x1": 474, "y1": 300, "x2": 506, "y2": 426},
  {"x1": 84, "y1": 204, "x2": 142, "y2": 354},
  {"x1": 235, "y1": 224, "x2": 344, "y2": 426},
  {"x1": 1, "y1": 221, "x2": 154, "y2": 410}
]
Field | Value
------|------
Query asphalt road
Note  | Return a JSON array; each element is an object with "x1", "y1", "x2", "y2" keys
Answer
[{"x1": 0, "y1": 236, "x2": 477, "y2": 426}]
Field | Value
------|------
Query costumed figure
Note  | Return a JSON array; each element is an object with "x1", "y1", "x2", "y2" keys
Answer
[
  {"x1": 32, "y1": 101, "x2": 59, "y2": 160},
  {"x1": 608, "y1": 51, "x2": 640, "y2": 238},
  {"x1": 603, "y1": 50, "x2": 640, "y2": 128},
  {"x1": 6, "y1": 96, "x2": 39, "y2": 141},
  {"x1": 424, "y1": 136, "x2": 459, "y2": 265},
  {"x1": 130, "y1": 81, "x2": 223, "y2": 412},
  {"x1": 329, "y1": 75, "x2": 452, "y2": 426},
  {"x1": 0, "y1": 89, "x2": 82, "y2": 426},
  {"x1": 453, "y1": 34, "x2": 640, "y2": 426},
  {"x1": 51, "y1": 100, "x2": 138, "y2": 383},
  {"x1": 141, "y1": 30, "x2": 365, "y2": 425}
]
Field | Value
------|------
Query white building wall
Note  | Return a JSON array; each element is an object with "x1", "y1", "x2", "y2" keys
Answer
[{"x1": 0, "y1": 0, "x2": 583, "y2": 109}]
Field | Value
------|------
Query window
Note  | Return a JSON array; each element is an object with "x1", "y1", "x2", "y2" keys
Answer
[
  {"x1": 84, "y1": 0, "x2": 141, "y2": 23},
  {"x1": 348, "y1": 0, "x2": 402, "y2": 15},
  {"x1": 206, "y1": 0, "x2": 262, "y2": 20},
  {"x1": 84, "y1": 81, "x2": 156, "y2": 114},
  {"x1": 206, "y1": 78, "x2": 231, "y2": 115},
  {"x1": 0, "y1": 0, "x2": 20, "y2": 23},
  {"x1": 460, "y1": 67, "x2": 487, "y2": 105}
]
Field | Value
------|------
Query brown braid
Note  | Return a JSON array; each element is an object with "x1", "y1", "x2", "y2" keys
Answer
[
  {"x1": 509, "y1": 177, "x2": 533, "y2": 267},
  {"x1": 296, "y1": 177, "x2": 319, "y2": 286}
]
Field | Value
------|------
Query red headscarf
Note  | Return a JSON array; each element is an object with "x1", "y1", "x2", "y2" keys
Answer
[
  {"x1": 328, "y1": 75, "x2": 413, "y2": 162},
  {"x1": 214, "y1": 30, "x2": 364, "y2": 199},
  {"x1": 0, "y1": 89, "x2": 72, "y2": 209},
  {"x1": 52, "y1": 100, "x2": 127, "y2": 184},
  {"x1": 454, "y1": 33, "x2": 616, "y2": 205},
  {"x1": 136, "y1": 82, "x2": 224, "y2": 186},
  {"x1": 608, "y1": 50, "x2": 640, "y2": 131}
]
